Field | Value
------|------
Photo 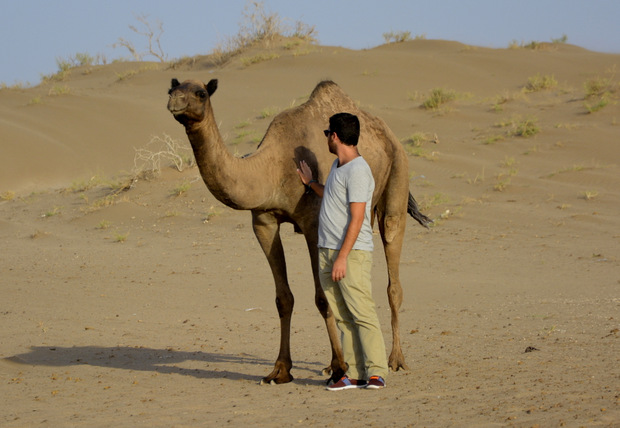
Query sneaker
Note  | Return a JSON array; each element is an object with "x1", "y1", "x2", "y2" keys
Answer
[
  {"x1": 326, "y1": 375, "x2": 367, "y2": 391},
  {"x1": 366, "y1": 376, "x2": 386, "y2": 389}
]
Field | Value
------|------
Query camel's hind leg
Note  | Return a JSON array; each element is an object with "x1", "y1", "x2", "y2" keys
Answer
[
  {"x1": 251, "y1": 211, "x2": 295, "y2": 384},
  {"x1": 378, "y1": 209, "x2": 410, "y2": 372}
]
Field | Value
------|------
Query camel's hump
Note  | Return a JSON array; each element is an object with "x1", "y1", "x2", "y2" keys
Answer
[
  {"x1": 309, "y1": 80, "x2": 352, "y2": 102},
  {"x1": 304, "y1": 80, "x2": 359, "y2": 115}
]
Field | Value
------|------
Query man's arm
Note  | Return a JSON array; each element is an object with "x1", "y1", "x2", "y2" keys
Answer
[{"x1": 331, "y1": 201, "x2": 365, "y2": 282}]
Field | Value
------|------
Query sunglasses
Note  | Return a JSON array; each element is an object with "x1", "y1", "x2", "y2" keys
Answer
[{"x1": 323, "y1": 130, "x2": 333, "y2": 137}]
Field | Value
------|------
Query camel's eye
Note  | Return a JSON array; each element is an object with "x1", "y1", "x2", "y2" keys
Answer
[{"x1": 196, "y1": 90, "x2": 207, "y2": 99}]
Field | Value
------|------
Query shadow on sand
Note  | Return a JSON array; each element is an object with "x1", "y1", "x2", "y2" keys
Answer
[{"x1": 4, "y1": 345, "x2": 327, "y2": 385}]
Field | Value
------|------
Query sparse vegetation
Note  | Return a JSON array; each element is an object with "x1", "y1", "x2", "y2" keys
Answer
[
  {"x1": 43, "y1": 206, "x2": 62, "y2": 217},
  {"x1": 551, "y1": 34, "x2": 568, "y2": 44},
  {"x1": 383, "y1": 31, "x2": 411, "y2": 44},
  {"x1": 68, "y1": 176, "x2": 104, "y2": 193},
  {"x1": 582, "y1": 70, "x2": 618, "y2": 113},
  {"x1": 524, "y1": 74, "x2": 558, "y2": 92},
  {"x1": 404, "y1": 145, "x2": 439, "y2": 161},
  {"x1": 96, "y1": 220, "x2": 111, "y2": 230},
  {"x1": 482, "y1": 134, "x2": 505, "y2": 145},
  {"x1": 72, "y1": 52, "x2": 96, "y2": 67},
  {"x1": 419, "y1": 193, "x2": 449, "y2": 211},
  {"x1": 514, "y1": 117, "x2": 540, "y2": 137},
  {"x1": 421, "y1": 88, "x2": 457, "y2": 110},
  {"x1": 115, "y1": 64, "x2": 160, "y2": 82},
  {"x1": 501, "y1": 156, "x2": 517, "y2": 168},
  {"x1": 45, "y1": 61, "x2": 69, "y2": 83},
  {"x1": 584, "y1": 95, "x2": 610, "y2": 113},
  {"x1": 234, "y1": 129, "x2": 257, "y2": 145},
  {"x1": 496, "y1": 115, "x2": 540, "y2": 138},
  {"x1": 403, "y1": 132, "x2": 435, "y2": 146},
  {"x1": 115, "y1": 70, "x2": 140, "y2": 81},
  {"x1": 240, "y1": 52, "x2": 280, "y2": 67},
  {"x1": 171, "y1": 180, "x2": 191, "y2": 197},
  {"x1": 361, "y1": 70, "x2": 378, "y2": 77},
  {"x1": 581, "y1": 190, "x2": 599, "y2": 201},
  {"x1": 209, "y1": 1, "x2": 316, "y2": 66},
  {"x1": 83, "y1": 195, "x2": 117, "y2": 213},
  {"x1": 402, "y1": 133, "x2": 439, "y2": 160},
  {"x1": 584, "y1": 75, "x2": 616, "y2": 98},
  {"x1": 494, "y1": 157, "x2": 519, "y2": 191},
  {"x1": 48, "y1": 84, "x2": 71, "y2": 96},
  {"x1": 493, "y1": 174, "x2": 511, "y2": 192},
  {"x1": 113, "y1": 14, "x2": 167, "y2": 62},
  {"x1": 491, "y1": 90, "x2": 525, "y2": 112},
  {"x1": 509, "y1": 35, "x2": 567, "y2": 50},
  {"x1": 39, "y1": 53, "x2": 107, "y2": 84},
  {"x1": 466, "y1": 168, "x2": 486, "y2": 185},
  {"x1": 546, "y1": 164, "x2": 586, "y2": 178},
  {"x1": 1, "y1": 190, "x2": 16, "y2": 201},
  {"x1": 235, "y1": 120, "x2": 252, "y2": 129},
  {"x1": 258, "y1": 106, "x2": 279, "y2": 119},
  {"x1": 113, "y1": 231, "x2": 129, "y2": 243},
  {"x1": 133, "y1": 134, "x2": 195, "y2": 178},
  {"x1": 1, "y1": 81, "x2": 30, "y2": 90},
  {"x1": 203, "y1": 206, "x2": 221, "y2": 223}
]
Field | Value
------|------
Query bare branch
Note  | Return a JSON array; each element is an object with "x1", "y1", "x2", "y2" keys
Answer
[{"x1": 113, "y1": 14, "x2": 167, "y2": 62}]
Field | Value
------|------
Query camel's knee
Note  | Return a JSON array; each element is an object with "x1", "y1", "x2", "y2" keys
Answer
[
  {"x1": 383, "y1": 215, "x2": 404, "y2": 243},
  {"x1": 275, "y1": 292, "x2": 294, "y2": 318},
  {"x1": 387, "y1": 282, "x2": 404, "y2": 308}
]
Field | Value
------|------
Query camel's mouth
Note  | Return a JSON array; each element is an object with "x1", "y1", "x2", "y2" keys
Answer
[
  {"x1": 168, "y1": 108, "x2": 185, "y2": 116},
  {"x1": 167, "y1": 101, "x2": 188, "y2": 116}
]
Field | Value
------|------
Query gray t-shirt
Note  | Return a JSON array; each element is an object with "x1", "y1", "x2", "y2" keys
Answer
[{"x1": 318, "y1": 156, "x2": 375, "y2": 251}]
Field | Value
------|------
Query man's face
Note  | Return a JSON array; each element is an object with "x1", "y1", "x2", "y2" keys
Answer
[{"x1": 325, "y1": 129, "x2": 337, "y2": 154}]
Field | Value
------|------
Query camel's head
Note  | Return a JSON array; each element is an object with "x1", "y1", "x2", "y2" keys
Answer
[{"x1": 167, "y1": 78, "x2": 218, "y2": 126}]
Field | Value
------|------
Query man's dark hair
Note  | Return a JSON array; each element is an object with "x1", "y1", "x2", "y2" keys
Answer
[{"x1": 329, "y1": 113, "x2": 360, "y2": 146}]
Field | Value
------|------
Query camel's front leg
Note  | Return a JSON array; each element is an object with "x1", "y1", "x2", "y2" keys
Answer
[
  {"x1": 380, "y1": 213, "x2": 410, "y2": 372},
  {"x1": 252, "y1": 211, "x2": 295, "y2": 384}
]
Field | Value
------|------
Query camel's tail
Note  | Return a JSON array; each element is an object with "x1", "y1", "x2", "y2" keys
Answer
[{"x1": 408, "y1": 193, "x2": 433, "y2": 228}]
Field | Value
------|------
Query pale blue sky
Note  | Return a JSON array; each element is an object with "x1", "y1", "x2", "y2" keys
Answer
[{"x1": 2, "y1": 0, "x2": 619, "y2": 85}]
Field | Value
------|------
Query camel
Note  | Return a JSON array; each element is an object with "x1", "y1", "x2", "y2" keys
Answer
[{"x1": 167, "y1": 78, "x2": 430, "y2": 384}]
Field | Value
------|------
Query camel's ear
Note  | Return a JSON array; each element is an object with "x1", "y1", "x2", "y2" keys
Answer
[
  {"x1": 206, "y1": 79, "x2": 218, "y2": 96},
  {"x1": 171, "y1": 78, "x2": 180, "y2": 88}
]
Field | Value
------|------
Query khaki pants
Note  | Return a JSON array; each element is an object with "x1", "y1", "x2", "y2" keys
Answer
[{"x1": 318, "y1": 248, "x2": 388, "y2": 380}]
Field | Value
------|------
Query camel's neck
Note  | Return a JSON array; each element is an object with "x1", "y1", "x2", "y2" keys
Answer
[{"x1": 185, "y1": 117, "x2": 272, "y2": 210}]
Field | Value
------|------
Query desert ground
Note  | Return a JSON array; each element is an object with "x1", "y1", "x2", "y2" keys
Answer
[{"x1": 1, "y1": 37, "x2": 619, "y2": 427}]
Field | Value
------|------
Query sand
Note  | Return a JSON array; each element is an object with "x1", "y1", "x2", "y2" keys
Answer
[{"x1": 1, "y1": 39, "x2": 619, "y2": 427}]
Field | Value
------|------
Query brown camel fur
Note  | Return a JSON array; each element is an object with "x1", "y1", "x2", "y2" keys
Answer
[{"x1": 167, "y1": 78, "x2": 430, "y2": 384}]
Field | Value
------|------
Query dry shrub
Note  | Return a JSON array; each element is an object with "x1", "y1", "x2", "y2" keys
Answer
[{"x1": 133, "y1": 134, "x2": 195, "y2": 178}]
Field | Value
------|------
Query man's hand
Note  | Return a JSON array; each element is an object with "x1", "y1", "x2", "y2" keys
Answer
[
  {"x1": 332, "y1": 255, "x2": 347, "y2": 282},
  {"x1": 296, "y1": 160, "x2": 313, "y2": 185}
]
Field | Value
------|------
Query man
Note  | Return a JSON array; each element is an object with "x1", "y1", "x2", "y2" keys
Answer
[{"x1": 297, "y1": 112, "x2": 388, "y2": 391}]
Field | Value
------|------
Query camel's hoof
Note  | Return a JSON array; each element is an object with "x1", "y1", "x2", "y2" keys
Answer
[
  {"x1": 388, "y1": 361, "x2": 410, "y2": 372},
  {"x1": 388, "y1": 353, "x2": 410, "y2": 372},
  {"x1": 259, "y1": 373, "x2": 294, "y2": 385}
]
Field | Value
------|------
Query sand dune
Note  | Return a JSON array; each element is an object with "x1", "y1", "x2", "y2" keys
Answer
[{"x1": 1, "y1": 39, "x2": 618, "y2": 426}]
